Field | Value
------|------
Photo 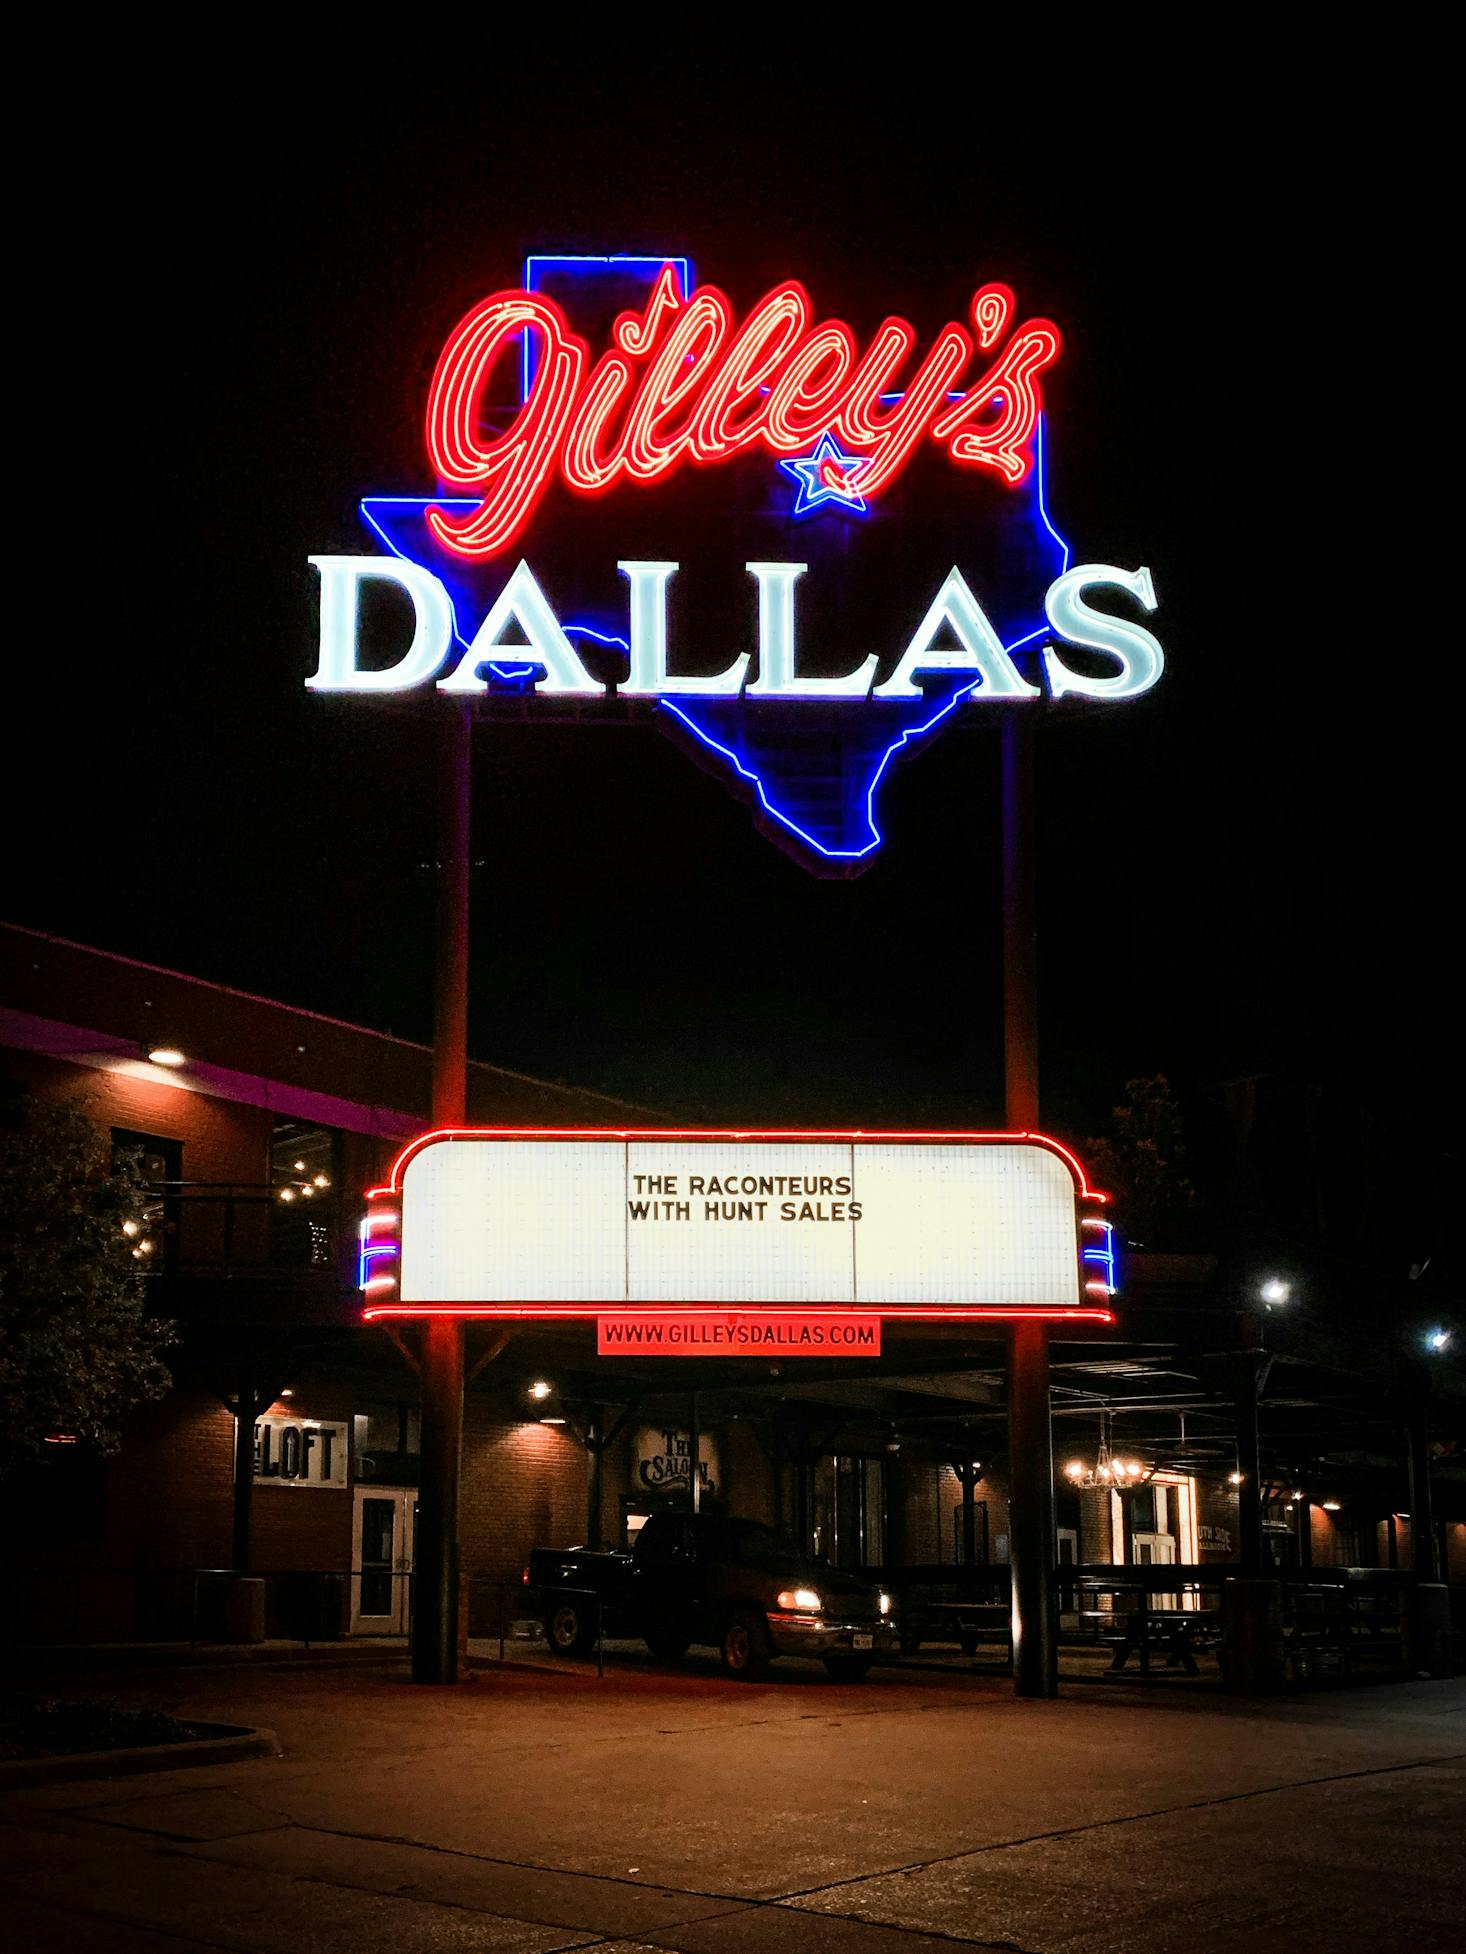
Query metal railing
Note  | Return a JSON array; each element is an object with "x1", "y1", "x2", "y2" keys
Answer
[{"x1": 127, "y1": 1180, "x2": 348, "y2": 1282}]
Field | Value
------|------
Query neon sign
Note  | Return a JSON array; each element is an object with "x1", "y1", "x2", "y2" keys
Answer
[
  {"x1": 424, "y1": 267, "x2": 1058, "y2": 558},
  {"x1": 359, "y1": 1127, "x2": 1115, "y2": 1332},
  {"x1": 308, "y1": 554, "x2": 1163, "y2": 704},
  {"x1": 310, "y1": 254, "x2": 1165, "y2": 874}
]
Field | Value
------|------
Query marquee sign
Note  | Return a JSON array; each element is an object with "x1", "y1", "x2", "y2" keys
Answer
[
  {"x1": 308, "y1": 254, "x2": 1166, "y2": 874},
  {"x1": 358, "y1": 1128, "x2": 1118, "y2": 1351}
]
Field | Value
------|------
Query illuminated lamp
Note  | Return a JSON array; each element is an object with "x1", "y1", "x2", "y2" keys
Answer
[
  {"x1": 1228, "y1": 1471, "x2": 1245, "y2": 1486},
  {"x1": 528, "y1": 1380, "x2": 553, "y2": 1401},
  {"x1": 1259, "y1": 1278, "x2": 1291, "y2": 1307},
  {"x1": 148, "y1": 1047, "x2": 186, "y2": 1068},
  {"x1": 1321, "y1": 1499, "x2": 1341, "y2": 1511},
  {"x1": 1426, "y1": 1327, "x2": 1452, "y2": 1353},
  {"x1": 539, "y1": 1416, "x2": 566, "y2": 1426}
]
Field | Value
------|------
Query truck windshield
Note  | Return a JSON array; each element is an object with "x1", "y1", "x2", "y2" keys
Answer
[{"x1": 705, "y1": 1519, "x2": 809, "y2": 1567}]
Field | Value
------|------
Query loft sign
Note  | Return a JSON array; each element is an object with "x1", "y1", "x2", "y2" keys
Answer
[
  {"x1": 249, "y1": 1414, "x2": 348, "y2": 1490},
  {"x1": 309, "y1": 255, "x2": 1166, "y2": 870}
]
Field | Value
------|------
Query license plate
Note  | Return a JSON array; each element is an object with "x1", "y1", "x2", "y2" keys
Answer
[{"x1": 853, "y1": 1632, "x2": 873, "y2": 1650}]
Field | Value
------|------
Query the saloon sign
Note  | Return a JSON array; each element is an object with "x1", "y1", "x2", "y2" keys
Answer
[{"x1": 309, "y1": 254, "x2": 1165, "y2": 871}]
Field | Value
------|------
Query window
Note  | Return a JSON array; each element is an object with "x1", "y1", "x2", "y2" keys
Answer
[
  {"x1": 111, "y1": 1129, "x2": 181, "y2": 1270},
  {"x1": 271, "y1": 1121, "x2": 339, "y2": 1268}
]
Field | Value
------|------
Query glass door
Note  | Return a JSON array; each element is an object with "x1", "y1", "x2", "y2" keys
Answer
[{"x1": 351, "y1": 1487, "x2": 415, "y2": 1633}]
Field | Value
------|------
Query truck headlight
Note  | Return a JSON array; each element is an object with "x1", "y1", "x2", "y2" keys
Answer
[
  {"x1": 878, "y1": 1591, "x2": 892, "y2": 1616},
  {"x1": 776, "y1": 1587, "x2": 823, "y2": 1612}
]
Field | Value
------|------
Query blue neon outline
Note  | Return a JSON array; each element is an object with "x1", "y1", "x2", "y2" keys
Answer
[
  {"x1": 359, "y1": 497, "x2": 538, "y2": 681},
  {"x1": 359, "y1": 409, "x2": 1068, "y2": 862},
  {"x1": 521, "y1": 253, "x2": 693, "y2": 403},
  {"x1": 655, "y1": 413, "x2": 1068, "y2": 862},
  {"x1": 779, "y1": 432, "x2": 870, "y2": 517}
]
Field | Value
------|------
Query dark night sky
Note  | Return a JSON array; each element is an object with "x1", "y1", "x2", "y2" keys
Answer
[{"x1": 9, "y1": 55, "x2": 1440, "y2": 1167}]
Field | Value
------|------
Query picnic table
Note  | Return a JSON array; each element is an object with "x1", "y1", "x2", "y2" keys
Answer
[{"x1": 1079, "y1": 1602, "x2": 1221, "y2": 1677}]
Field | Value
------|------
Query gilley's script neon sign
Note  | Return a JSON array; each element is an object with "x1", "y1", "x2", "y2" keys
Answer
[{"x1": 424, "y1": 267, "x2": 1060, "y2": 558}]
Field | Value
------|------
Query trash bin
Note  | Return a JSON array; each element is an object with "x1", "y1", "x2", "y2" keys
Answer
[{"x1": 197, "y1": 1574, "x2": 266, "y2": 1644}]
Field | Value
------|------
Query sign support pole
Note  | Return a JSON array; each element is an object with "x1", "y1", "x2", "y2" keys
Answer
[
  {"x1": 1003, "y1": 713, "x2": 1058, "y2": 1698},
  {"x1": 413, "y1": 703, "x2": 471, "y2": 1685}
]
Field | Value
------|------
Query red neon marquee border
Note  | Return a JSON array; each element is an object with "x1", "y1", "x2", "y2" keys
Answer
[
  {"x1": 363, "y1": 1304, "x2": 1114, "y2": 1325},
  {"x1": 362, "y1": 1126, "x2": 1114, "y2": 1327},
  {"x1": 366, "y1": 1126, "x2": 1109, "y2": 1203}
]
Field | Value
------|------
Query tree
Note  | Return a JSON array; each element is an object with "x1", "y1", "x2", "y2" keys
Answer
[
  {"x1": 1086, "y1": 1075, "x2": 1197, "y2": 1250},
  {"x1": 0, "y1": 1097, "x2": 176, "y2": 1474}
]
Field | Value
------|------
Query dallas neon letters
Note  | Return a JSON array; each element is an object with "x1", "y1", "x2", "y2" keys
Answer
[
  {"x1": 306, "y1": 556, "x2": 1165, "y2": 703},
  {"x1": 425, "y1": 268, "x2": 1061, "y2": 559}
]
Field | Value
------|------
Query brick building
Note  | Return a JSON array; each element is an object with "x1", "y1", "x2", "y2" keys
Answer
[{"x1": 5, "y1": 919, "x2": 1462, "y2": 1657}]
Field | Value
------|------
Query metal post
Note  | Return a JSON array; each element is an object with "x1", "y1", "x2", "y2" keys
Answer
[
  {"x1": 232, "y1": 1384, "x2": 256, "y2": 1572},
  {"x1": 1234, "y1": 1349, "x2": 1269, "y2": 1573},
  {"x1": 688, "y1": 1392, "x2": 701, "y2": 1515},
  {"x1": 413, "y1": 703, "x2": 471, "y2": 1685},
  {"x1": 1406, "y1": 1382, "x2": 1441, "y2": 1583},
  {"x1": 1009, "y1": 1319, "x2": 1057, "y2": 1693},
  {"x1": 587, "y1": 1405, "x2": 603, "y2": 1548},
  {"x1": 1002, "y1": 713, "x2": 1057, "y2": 1697}
]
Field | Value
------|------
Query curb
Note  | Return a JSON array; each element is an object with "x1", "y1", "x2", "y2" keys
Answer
[{"x1": 0, "y1": 1723, "x2": 281, "y2": 1789}]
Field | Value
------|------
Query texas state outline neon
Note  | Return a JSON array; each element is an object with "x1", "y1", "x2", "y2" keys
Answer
[
  {"x1": 523, "y1": 254, "x2": 695, "y2": 402},
  {"x1": 358, "y1": 411, "x2": 1070, "y2": 864},
  {"x1": 658, "y1": 413, "x2": 1068, "y2": 863}
]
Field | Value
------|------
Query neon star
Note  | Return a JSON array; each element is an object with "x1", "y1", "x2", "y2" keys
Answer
[{"x1": 779, "y1": 433, "x2": 870, "y2": 517}]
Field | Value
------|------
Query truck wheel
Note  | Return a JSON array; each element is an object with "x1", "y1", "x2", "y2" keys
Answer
[
  {"x1": 719, "y1": 1610, "x2": 770, "y2": 1681},
  {"x1": 824, "y1": 1655, "x2": 873, "y2": 1683},
  {"x1": 545, "y1": 1601, "x2": 597, "y2": 1657},
  {"x1": 645, "y1": 1629, "x2": 692, "y2": 1661}
]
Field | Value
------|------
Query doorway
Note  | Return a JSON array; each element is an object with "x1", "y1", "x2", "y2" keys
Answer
[{"x1": 351, "y1": 1486, "x2": 416, "y2": 1634}]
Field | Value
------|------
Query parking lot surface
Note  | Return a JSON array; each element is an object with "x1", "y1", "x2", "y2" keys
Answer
[{"x1": 2, "y1": 1653, "x2": 1462, "y2": 1952}]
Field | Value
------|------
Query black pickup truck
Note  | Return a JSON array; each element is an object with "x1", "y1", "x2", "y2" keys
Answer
[{"x1": 526, "y1": 1512, "x2": 898, "y2": 1681}]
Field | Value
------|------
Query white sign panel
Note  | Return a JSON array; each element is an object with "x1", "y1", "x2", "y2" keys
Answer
[{"x1": 396, "y1": 1137, "x2": 1082, "y2": 1310}]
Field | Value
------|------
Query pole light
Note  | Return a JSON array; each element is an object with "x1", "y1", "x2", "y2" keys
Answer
[
  {"x1": 1259, "y1": 1277, "x2": 1291, "y2": 1309},
  {"x1": 1425, "y1": 1327, "x2": 1452, "y2": 1354}
]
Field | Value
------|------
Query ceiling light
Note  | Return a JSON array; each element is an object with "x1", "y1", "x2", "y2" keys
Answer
[
  {"x1": 148, "y1": 1046, "x2": 186, "y2": 1068},
  {"x1": 528, "y1": 1380, "x2": 553, "y2": 1400}
]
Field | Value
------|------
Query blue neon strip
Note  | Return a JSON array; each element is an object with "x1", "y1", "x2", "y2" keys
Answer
[
  {"x1": 1081, "y1": 1219, "x2": 1118, "y2": 1296},
  {"x1": 358, "y1": 1240, "x2": 399, "y2": 1291}
]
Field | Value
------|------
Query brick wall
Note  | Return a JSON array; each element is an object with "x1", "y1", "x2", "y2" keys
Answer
[{"x1": 460, "y1": 1406, "x2": 589, "y2": 1615}]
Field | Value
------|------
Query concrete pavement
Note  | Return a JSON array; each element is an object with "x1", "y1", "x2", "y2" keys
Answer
[{"x1": 2, "y1": 1653, "x2": 1462, "y2": 1951}]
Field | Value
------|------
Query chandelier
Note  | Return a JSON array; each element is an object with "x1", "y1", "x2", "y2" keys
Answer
[{"x1": 1062, "y1": 1409, "x2": 1155, "y2": 1490}]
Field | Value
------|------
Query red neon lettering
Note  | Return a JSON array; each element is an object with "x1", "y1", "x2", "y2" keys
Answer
[
  {"x1": 425, "y1": 293, "x2": 587, "y2": 558},
  {"x1": 425, "y1": 277, "x2": 1060, "y2": 557}
]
